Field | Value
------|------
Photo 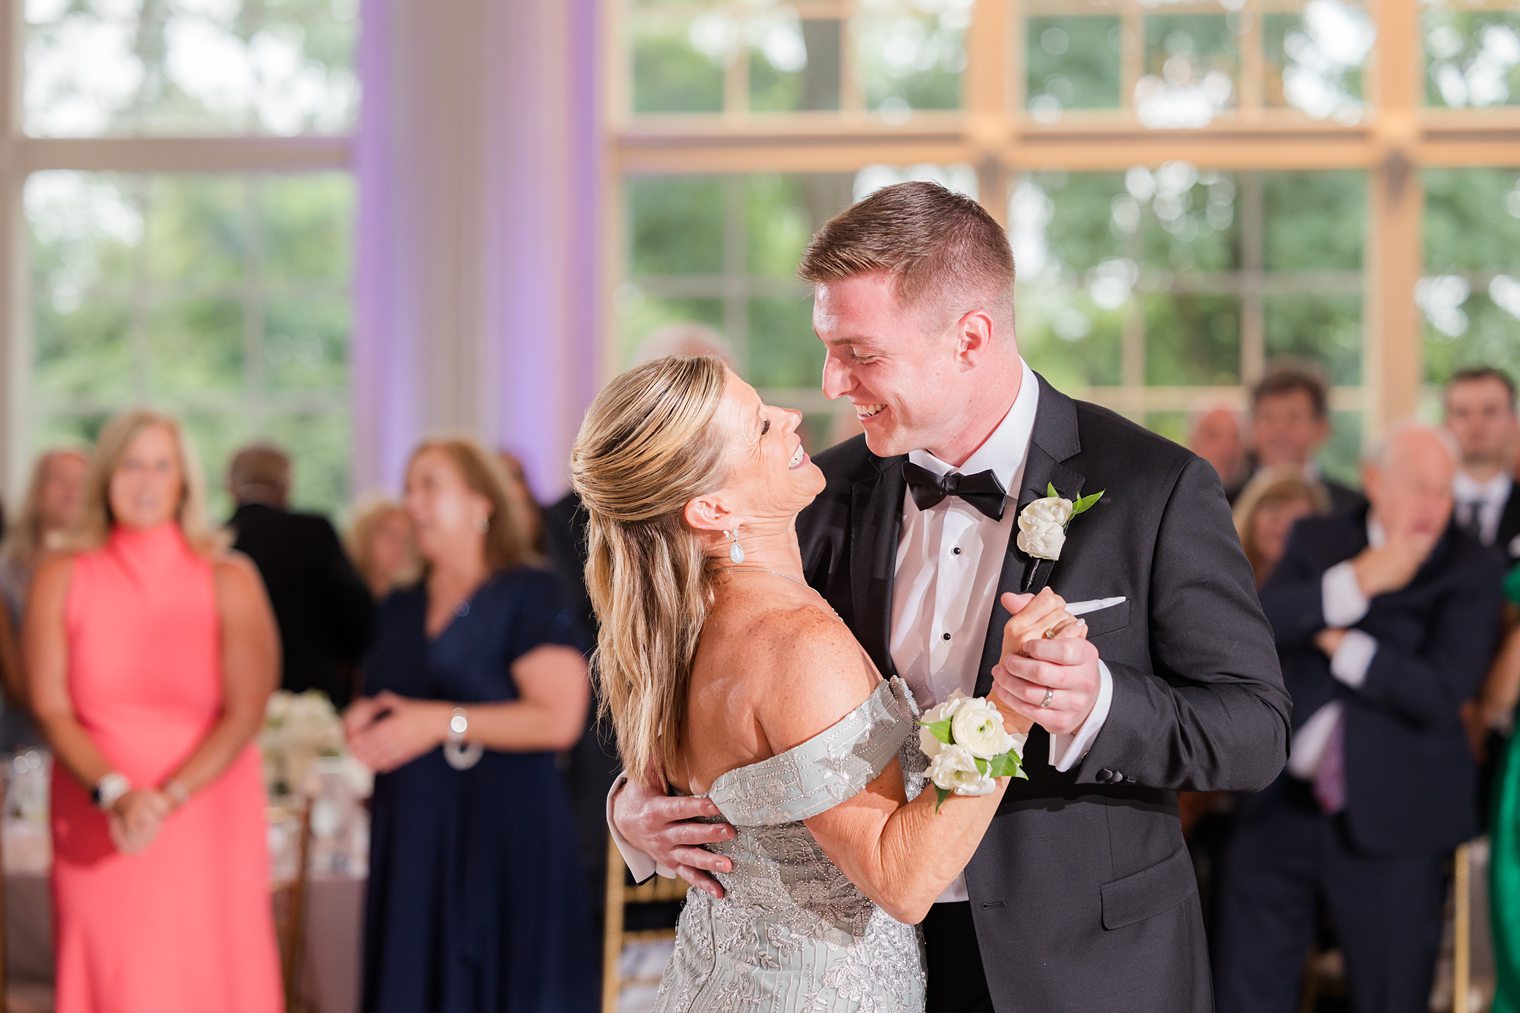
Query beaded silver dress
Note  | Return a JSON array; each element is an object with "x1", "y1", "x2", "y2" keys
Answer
[{"x1": 652, "y1": 676, "x2": 929, "y2": 1013}]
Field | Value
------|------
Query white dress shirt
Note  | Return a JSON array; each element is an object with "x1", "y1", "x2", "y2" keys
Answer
[
  {"x1": 1286, "y1": 520, "x2": 1383, "y2": 781},
  {"x1": 1452, "y1": 470, "x2": 1512, "y2": 547},
  {"x1": 891, "y1": 357, "x2": 1113, "y2": 902}
]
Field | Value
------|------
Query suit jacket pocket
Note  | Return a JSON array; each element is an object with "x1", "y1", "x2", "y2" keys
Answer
[
  {"x1": 1080, "y1": 600, "x2": 1130, "y2": 639},
  {"x1": 1100, "y1": 844, "x2": 1196, "y2": 930}
]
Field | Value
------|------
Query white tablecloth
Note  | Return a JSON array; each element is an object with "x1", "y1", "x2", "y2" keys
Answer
[{"x1": 4, "y1": 819, "x2": 365, "y2": 1013}]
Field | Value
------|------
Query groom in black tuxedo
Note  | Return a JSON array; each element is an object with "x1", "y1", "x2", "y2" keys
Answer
[{"x1": 610, "y1": 182, "x2": 1290, "y2": 1012}]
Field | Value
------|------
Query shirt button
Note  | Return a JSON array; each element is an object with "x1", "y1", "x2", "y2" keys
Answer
[
  {"x1": 455, "y1": 601, "x2": 471, "y2": 618},
  {"x1": 942, "y1": 632, "x2": 952, "y2": 641},
  {"x1": 952, "y1": 547, "x2": 962, "y2": 555}
]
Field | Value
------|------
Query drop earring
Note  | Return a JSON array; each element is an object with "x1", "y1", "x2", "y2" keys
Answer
[{"x1": 726, "y1": 529, "x2": 745, "y2": 564}]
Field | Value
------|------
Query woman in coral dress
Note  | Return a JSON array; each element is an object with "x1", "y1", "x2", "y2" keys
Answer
[{"x1": 23, "y1": 409, "x2": 283, "y2": 1013}]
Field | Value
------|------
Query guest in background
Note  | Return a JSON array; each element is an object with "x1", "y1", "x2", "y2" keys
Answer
[
  {"x1": 25, "y1": 409, "x2": 282, "y2": 1013},
  {"x1": 497, "y1": 449, "x2": 545, "y2": 551},
  {"x1": 1444, "y1": 366, "x2": 1520, "y2": 564},
  {"x1": 346, "y1": 493, "x2": 421, "y2": 599},
  {"x1": 1445, "y1": 368, "x2": 1520, "y2": 830},
  {"x1": 1232, "y1": 468, "x2": 1331, "y2": 587},
  {"x1": 1215, "y1": 423, "x2": 1503, "y2": 1013},
  {"x1": 228, "y1": 442, "x2": 374, "y2": 710},
  {"x1": 1229, "y1": 362, "x2": 1362, "y2": 514},
  {"x1": 0, "y1": 447, "x2": 88, "y2": 618},
  {"x1": 0, "y1": 447, "x2": 87, "y2": 748},
  {"x1": 1191, "y1": 404, "x2": 1249, "y2": 491},
  {"x1": 631, "y1": 320, "x2": 734, "y2": 365},
  {"x1": 346, "y1": 436, "x2": 596, "y2": 1013}
]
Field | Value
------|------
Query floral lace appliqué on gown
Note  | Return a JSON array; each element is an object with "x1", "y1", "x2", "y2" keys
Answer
[{"x1": 653, "y1": 676, "x2": 929, "y2": 1013}]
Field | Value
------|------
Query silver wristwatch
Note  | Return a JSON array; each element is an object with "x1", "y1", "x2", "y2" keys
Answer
[
  {"x1": 92, "y1": 771, "x2": 130, "y2": 811},
  {"x1": 444, "y1": 706, "x2": 483, "y2": 770}
]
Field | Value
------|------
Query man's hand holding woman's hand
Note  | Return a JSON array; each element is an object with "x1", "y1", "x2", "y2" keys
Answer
[{"x1": 990, "y1": 589, "x2": 1101, "y2": 737}]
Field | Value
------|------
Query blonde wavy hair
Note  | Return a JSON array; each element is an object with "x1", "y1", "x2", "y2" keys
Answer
[
  {"x1": 57, "y1": 409, "x2": 228, "y2": 558},
  {"x1": 569, "y1": 355, "x2": 731, "y2": 785},
  {"x1": 344, "y1": 493, "x2": 421, "y2": 593},
  {"x1": 0, "y1": 446, "x2": 89, "y2": 570},
  {"x1": 1231, "y1": 467, "x2": 1330, "y2": 584},
  {"x1": 407, "y1": 437, "x2": 538, "y2": 572}
]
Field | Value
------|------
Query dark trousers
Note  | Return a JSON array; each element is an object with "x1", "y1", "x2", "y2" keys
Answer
[
  {"x1": 923, "y1": 901, "x2": 995, "y2": 1013},
  {"x1": 1215, "y1": 779, "x2": 1447, "y2": 1013}
]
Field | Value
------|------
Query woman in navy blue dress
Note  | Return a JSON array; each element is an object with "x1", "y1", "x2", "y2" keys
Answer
[{"x1": 346, "y1": 437, "x2": 596, "y2": 1012}]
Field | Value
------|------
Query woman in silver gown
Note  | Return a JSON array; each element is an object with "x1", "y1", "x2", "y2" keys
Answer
[{"x1": 571, "y1": 356, "x2": 1078, "y2": 1012}]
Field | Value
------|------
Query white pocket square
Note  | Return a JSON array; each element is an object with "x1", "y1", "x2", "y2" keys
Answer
[{"x1": 1065, "y1": 597, "x2": 1127, "y2": 617}]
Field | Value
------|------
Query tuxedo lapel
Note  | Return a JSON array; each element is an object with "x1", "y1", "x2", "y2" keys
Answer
[
  {"x1": 974, "y1": 374, "x2": 1084, "y2": 699},
  {"x1": 850, "y1": 456, "x2": 906, "y2": 679}
]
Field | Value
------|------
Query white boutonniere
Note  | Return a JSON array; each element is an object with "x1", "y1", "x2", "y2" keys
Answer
[
  {"x1": 919, "y1": 690, "x2": 1028, "y2": 812},
  {"x1": 1016, "y1": 483, "x2": 1105, "y2": 563}
]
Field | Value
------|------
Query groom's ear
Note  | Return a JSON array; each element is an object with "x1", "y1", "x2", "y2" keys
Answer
[
  {"x1": 682, "y1": 493, "x2": 733, "y2": 535},
  {"x1": 954, "y1": 308, "x2": 995, "y2": 371}
]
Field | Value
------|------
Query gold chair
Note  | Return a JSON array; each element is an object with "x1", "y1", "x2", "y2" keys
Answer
[
  {"x1": 1452, "y1": 840, "x2": 1474, "y2": 1013},
  {"x1": 601, "y1": 836, "x2": 688, "y2": 1013},
  {"x1": 268, "y1": 798, "x2": 315, "y2": 1013}
]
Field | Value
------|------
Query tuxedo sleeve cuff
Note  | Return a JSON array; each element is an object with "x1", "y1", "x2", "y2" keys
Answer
[
  {"x1": 1322, "y1": 562, "x2": 1369, "y2": 629},
  {"x1": 607, "y1": 773, "x2": 670, "y2": 883},
  {"x1": 1330, "y1": 630, "x2": 1377, "y2": 689},
  {"x1": 1048, "y1": 659, "x2": 1114, "y2": 772}
]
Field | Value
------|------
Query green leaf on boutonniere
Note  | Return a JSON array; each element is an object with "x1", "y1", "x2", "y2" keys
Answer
[
  {"x1": 922, "y1": 717, "x2": 954, "y2": 745},
  {"x1": 1071, "y1": 490, "x2": 1105, "y2": 517},
  {"x1": 1046, "y1": 482, "x2": 1059, "y2": 499},
  {"x1": 987, "y1": 750, "x2": 1026, "y2": 780},
  {"x1": 934, "y1": 786, "x2": 950, "y2": 813}
]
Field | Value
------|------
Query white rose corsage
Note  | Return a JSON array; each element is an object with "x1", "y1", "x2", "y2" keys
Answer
[{"x1": 920, "y1": 690, "x2": 1028, "y2": 811}]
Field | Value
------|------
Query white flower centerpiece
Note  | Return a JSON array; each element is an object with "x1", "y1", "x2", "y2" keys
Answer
[
  {"x1": 260, "y1": 689, "x2": 372, "y2": 801},
  {"x1": 919, "y1": 690, "x2": 1028, "y2": 811}
]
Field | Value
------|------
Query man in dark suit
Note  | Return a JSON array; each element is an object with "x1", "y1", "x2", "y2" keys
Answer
[
  {"x1": 226, "y1": 443, "x2": 374, "y2": 709},
  {"x1": 1228, "y1": 363, "x2": 1364, "y2": 515},
  {"x1": 610, "y1": 182, "x2": 1290, "y2": 1012},
  {"x1": 1445, "y1": 366, "x2": 1520, "y2": 565},
  {"x1": 1214, "y1": 424, "x2": 1504, "y2": 1013},
  {"x1": 1444, "y1": 367, "x2": 1520, "y2": 828}
]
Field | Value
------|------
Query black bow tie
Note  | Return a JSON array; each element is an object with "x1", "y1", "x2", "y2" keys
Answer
[{"x1": 902, "y1": 461, "x2": 1008, "y2": 521}]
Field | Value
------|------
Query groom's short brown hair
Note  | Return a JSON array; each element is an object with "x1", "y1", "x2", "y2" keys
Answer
[{"x1": 798, "y1": 181, "x2": 1015, "y2": 327}]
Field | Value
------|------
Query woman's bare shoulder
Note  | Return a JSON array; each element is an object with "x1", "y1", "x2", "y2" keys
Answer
[{"x1": 740, "y1": 602, "x2": 881, "y2": 755}]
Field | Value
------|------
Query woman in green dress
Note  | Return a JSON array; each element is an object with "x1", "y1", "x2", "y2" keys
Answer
[{"x1": 1486, "y1": 564, "x2": 1520, "y2": 1011}]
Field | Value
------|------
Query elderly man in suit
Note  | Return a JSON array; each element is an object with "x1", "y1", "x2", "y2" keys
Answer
[
  {"x1": 609, "y1": 181, "x2": 1290, "y2": 1012},
  {"x1": 1215, "y1": 423, "x2": 1504, "y2": 1013}
]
